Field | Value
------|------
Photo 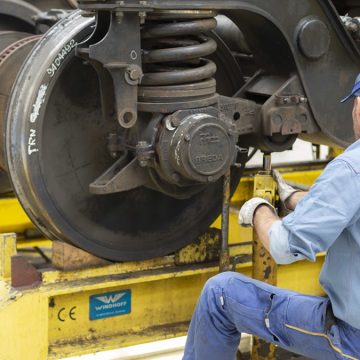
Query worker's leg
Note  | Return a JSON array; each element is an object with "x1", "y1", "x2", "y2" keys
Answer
[{"x1": 183, "y1": 271, "x2": 355, "y2": 360}]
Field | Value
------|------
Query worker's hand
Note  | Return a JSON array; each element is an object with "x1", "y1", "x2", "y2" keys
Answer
[
  {"x1": 273, "y1": 170, "x2": 300, "y2": 206},
  {"x1": 238, "y1": 197, "x2": 276, "y2": 227}
]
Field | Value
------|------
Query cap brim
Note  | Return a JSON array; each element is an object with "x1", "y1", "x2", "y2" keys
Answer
[
  {"x1": 341, "y1": 93, "x2": 354, "y2": 103},
  {"x1": 341, "y1": 81, "x2": 360, "y2": 103}
]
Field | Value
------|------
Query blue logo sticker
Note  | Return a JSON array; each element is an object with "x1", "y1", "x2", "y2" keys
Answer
[{"x1": 89, "y1": 289, "x2": 131, "y2": 320}]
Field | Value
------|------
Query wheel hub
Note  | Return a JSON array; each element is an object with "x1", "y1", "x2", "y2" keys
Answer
[{"x1": 156, "y1": 108, "x2": 237, "y2": 185}]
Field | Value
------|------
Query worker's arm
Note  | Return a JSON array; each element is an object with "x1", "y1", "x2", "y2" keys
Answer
[
  {"x1": 270, "y1": 160, "x2": 360, "y2": 264},
  {"x1": 285, "y1": 191, "x2": 307, "y2": 210},
  {"x1": 251, "y1": 173, "x2": 307, "y2": 252},
  {"x1": 273, "y1": 170, "x2": 307, "y2": 210},
  {"x1": 252, "y1": 205, "x2": 278, "y2": 252},
  {"x1": 251, "y1": 204, "x2": 306, "y2": 264},
  {"x1": 241, "y1": 159, "x2": 360, "y2": 265}
]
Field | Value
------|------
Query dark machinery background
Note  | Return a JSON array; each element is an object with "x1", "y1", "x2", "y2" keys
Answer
[{"x1": 0, "y1": 0, "x2": 359, "y2": 261}]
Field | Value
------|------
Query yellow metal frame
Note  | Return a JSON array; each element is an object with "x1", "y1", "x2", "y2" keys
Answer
[{"x1": 0, "y1": 163, "x2": 326, "y2": 360}]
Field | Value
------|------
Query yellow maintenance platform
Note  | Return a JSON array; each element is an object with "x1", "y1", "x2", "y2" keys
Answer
[{"x1": 0, "y1": 161, "x2": 327, "y2": 360}]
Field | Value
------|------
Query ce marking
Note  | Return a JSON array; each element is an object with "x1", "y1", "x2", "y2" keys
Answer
[{"x1": 57, "y1": 306, "x2": 77, "y2": 322}]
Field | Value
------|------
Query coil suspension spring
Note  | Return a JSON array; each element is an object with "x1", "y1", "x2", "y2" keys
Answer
[{"x1": 138, "y1": 10, "x2": 219, "y2": 112}]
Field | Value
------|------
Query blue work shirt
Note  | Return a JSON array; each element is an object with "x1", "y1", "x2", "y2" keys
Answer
[{"x1": 269, "y1": 139, "x2": 360, "y2": 330}]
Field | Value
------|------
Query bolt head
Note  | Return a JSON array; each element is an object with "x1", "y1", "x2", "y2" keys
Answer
[
  {"x1": 139, "y1": 11, "x2": 147, "y2": 24},
  {"x1": 208, "y1": 176, "x2": 215, "y2": 182},
  {"x1": 81, "y1": 10, "x2": 95, "y2": 17},
  {"x1": 184, "y1": 134, "x2": 191, "y2": 142},
  {"x1": 137, "y1": 141, "x2": 148, "y2": 147},
  {"x1": 128, "y1": 68, "x2": 141, "y2": 81},
  {"x1": 165, "y1": 118, "x2": 176, "y2": 131},
  {"x1": 115, "y1": 11, "x2": 124, "y2": 24}
]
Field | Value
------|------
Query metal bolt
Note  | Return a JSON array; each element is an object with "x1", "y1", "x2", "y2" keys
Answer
[
  {"x1": 184, "y1": 134, "x2": 191, "y2": 142},
  {"x1": 283, "y1": 97, "x2": 290, "y2": 104},
  {"x1": 127, "y1": 68, "x2": 142, "y2": 81},
  {"x1": 138, "y1": 0, "x2": 147, "y2": 24},
  {"x1": 208, "y1": 176, "x2": 215, "y2": 182},
  {"x1": 138, "y1": 141, "x2": 148, "y2": 147},
  {"x1": 139, "y1": 11, "x2": 147, "y2": 24},
  {"x1": 81, "y1": 10, "x2": 95, "y2": 17},
  {"x1": 115, "y1": 11, "x2": 124, "y2": 24},
  {"x1": 165, "y1": 117, "x2": 176, "y2": 131},
  {"x1": 139, "y1": 160, "x2": 148, "y2": 167},
  {"x1": 299, "y1": 96, "x2": 308, "y2": 103}
]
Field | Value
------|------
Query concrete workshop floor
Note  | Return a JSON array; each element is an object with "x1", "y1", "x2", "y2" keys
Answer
[{"x1": 65, "y1": 336, "x2": 310, "y2": 360}]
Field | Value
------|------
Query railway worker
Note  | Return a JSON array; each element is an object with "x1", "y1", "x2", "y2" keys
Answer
[{"x1": 183, "y1": 74, "x2": 360, "y2": 360}]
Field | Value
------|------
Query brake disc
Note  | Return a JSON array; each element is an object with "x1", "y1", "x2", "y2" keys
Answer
[{"x1": 6, "y1": 11, "x2": 247, "y2": 261}]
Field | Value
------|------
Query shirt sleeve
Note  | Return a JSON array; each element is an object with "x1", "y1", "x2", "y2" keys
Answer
[
  {"x1": 269, "y1": 159, "x2": 360, "y2": 264},
  {"x1": 269, "y1": 220, "x2": 306, "y2": 264}
]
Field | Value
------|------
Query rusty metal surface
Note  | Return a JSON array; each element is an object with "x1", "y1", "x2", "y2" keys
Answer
[
  {"x1": 11, "y1": 255, "x2": 42, "y2": 288},
  {"x1": 252, "y1": 154, "x2": 278, "y2": 360},
  {"x1": 220, "y1": 169, "x2": 231, "y2": 272},
  {"x1": 175, "y1": 229, "x2": 221, "y2": 265}
]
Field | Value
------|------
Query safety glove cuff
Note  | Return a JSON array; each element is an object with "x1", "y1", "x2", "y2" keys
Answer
[{"x1": 238, "y1": 197, "x2": 276, "y2": 227}]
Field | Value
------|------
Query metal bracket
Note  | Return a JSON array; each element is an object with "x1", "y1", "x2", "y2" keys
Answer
[
  {"x1": 234, "y1": 146, "x2": 249, "y2": 168},
  {"x1": 89, "y1": 158, "x2": 150, "y2": 194},
  {"x1": 77, "y1": 11, "x2": 143, "y2": 128},
  {"x1": 33, "y1": 9, "x2": 70, "y2": 33},
  {"x1": 262, "y1": 76, "x2": 317, "y2": 137}
]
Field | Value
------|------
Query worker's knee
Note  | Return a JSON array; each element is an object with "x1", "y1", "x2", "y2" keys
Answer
[{"x1": 203, "y1": 271, "x2": 247, "y2": 293}]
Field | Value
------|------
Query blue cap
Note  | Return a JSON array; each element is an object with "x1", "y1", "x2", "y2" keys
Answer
[{"x1": 341, "y1": 73, "x2": 360, "y2": 103}]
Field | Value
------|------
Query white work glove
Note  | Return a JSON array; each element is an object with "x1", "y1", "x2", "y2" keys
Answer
[
  {"x1": 272, "y1": 170, "x2": 300, "y2": 205},
  {"x1": 238, "y1": 197, "x2": 276, "y2": 227}
]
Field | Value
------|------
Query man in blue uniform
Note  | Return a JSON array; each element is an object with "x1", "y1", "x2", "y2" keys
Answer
[{"x1": 183, "y1": 75, "x2": 360, "y2": 360}]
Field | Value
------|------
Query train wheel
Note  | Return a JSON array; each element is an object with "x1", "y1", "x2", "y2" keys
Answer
[{"x1": 6, "y1": 12, "x2": 247, "y2": 261}]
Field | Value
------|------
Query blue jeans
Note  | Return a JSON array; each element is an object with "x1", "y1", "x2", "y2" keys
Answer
[{"x1": 183, "y1": 272, "x2": 360, "y2": 360}]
